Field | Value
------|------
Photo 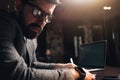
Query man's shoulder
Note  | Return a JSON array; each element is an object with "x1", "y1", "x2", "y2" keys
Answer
[
  {"x1": 0, "y1": 10, "x2": 17, "y2": 24},
  {"x1": 0, "y1": 10, "x2": 11, "y2": 19},
  {"x1": 0, "y1": 10, "x2": 20, "y2": 29}
]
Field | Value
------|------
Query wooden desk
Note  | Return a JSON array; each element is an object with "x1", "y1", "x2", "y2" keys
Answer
[{"x1": 92, "y1": 66, "x2": 120, "y2": 80}]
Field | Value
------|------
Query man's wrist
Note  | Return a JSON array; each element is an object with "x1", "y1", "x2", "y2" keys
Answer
[
  {"x1": 79, "y1": 72, "x2": 86, "y2": 80},
  {"x1": 74, "y1": 67, "x2": 86, "y2": 80}
]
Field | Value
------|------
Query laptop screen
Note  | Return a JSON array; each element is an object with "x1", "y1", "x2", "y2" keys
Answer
[{"x1": 78, "y1": 40, "x2": 107, "y2": 69}]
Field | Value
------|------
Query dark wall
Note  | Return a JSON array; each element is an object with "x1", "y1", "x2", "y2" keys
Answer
[{"x1": 106, "y1": 17, "x2": 120, "y2": 67}]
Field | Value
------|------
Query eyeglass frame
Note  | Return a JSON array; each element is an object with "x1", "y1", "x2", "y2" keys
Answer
[{"x1": 24, "y1": 1, "x2": 54, "y2": 23}]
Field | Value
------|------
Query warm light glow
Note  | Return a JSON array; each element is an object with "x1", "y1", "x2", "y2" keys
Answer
[
  {"x1": 64, "y1": 0, "x2": 99, "y2": 4},
  {"x1": 103, "y1": 6, "x2": 111, "y2": 10},
  {"x1": 78, "y1": 0, "x2": 97, "y2": 2},
  {"x1": 68, "y1": 0, "x2": 97, "y2": 2}
]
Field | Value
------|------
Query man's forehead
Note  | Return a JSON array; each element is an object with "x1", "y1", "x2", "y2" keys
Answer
[
  {"x1": 28, "y1": 0, "x2": 47, "y2": 3},
  {"x1": 29, "y1": 0, "x2": 48, "y2": 6},
  {"x1": 28, "y1": 0, "x2": 60, "y2": 4},
  {"x1": 30, "y1": 0, "x2": 56, "y2": 15}
]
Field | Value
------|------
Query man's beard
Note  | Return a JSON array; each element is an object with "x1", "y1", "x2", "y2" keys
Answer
[
  {"x1": 18, "y1": 11, "x2": 42, "y2": 39},
  {"x1": 23, "y1": 23, "x2": 42, "y2": 39}
]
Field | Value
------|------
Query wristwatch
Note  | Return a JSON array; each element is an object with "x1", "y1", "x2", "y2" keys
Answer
[{"x1": 74, "y1": 66, "x2": 86, "y2": 80}]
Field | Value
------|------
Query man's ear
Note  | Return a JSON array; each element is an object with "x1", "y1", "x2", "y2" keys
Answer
[
  {"x1": 15, "y1": 0, "x2": 21, "y2": 10},
  {"x1": 15, "y1": 0, "x2": 23, "y2": 15}
]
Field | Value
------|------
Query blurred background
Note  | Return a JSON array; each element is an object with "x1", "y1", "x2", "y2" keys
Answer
[{"x1": 0, "y1": 0, "x2": 120, "y2": 67}]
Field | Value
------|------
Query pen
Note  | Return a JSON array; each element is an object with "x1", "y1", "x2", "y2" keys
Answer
[{"x1": 70, "y1": 58, "x2": 74, "y2": 65}]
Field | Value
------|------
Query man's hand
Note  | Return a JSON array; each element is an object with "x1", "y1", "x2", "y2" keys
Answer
[
  {"x1": 70, "y1": 68, "x2": 80, "y2": 79},
  {"x1": 55, "y1": 63, "x2": 96, "y2": 80},
  {"x1": 70, "y1": 67, "x2": 96, "y2": 80}
]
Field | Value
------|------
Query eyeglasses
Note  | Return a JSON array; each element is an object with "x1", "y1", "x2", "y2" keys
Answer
[{"x1": 25, "y1": 2, "x2": 54, "y2": 23}]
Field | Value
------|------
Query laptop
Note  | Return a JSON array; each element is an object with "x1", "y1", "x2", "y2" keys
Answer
[{"x1": 78, "y1": 40, "x2": 107, "y2": 72}]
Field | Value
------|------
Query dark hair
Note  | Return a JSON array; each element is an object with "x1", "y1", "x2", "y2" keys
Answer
[
  {"x1": 21, "y1": 0, "x2": 61, "y2": 4},
  {"x1": 45, "y1": 0, "x2": 61, "y2": 4}
]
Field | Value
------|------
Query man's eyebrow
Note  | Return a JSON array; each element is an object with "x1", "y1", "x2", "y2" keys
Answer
[
  {"x1": 33, "y1": 3, "x2": 51, "y2": 15},
  {"x1": 27, "y1": 2, "x2": 51, "y2": 15},
  {"x1": 37, "y1": 6, "x2": 51, "y2": 15}
]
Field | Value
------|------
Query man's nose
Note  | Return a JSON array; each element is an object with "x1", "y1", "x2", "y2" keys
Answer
[{"x1": 36, "y1": 16, "x2": 46, "y2": 24}]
